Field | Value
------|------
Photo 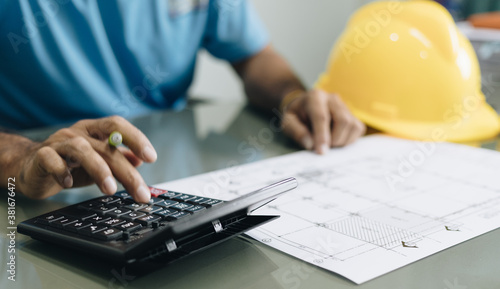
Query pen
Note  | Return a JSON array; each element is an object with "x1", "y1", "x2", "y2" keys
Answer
[{"x1": 108, "y1": 131, "x2": 123, "y2": 147}]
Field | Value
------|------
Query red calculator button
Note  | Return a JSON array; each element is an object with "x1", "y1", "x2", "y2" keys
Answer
[{"x1": 149, "y1": 187, "x2": 168, "y2": 197}]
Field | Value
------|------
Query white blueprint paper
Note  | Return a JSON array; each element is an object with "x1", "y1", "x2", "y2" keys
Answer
[{"x1": 153, "y1": 135, "x2": 500, "y2": 284}]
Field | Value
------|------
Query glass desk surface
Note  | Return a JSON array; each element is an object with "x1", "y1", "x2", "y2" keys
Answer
[{"x1": 1, "y1": 100, "x2": 500, "y2": 289}]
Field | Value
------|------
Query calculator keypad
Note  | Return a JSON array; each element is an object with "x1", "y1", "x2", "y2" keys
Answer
[
  {"x1": 66, "y1": 221, "x2": 92, "y2": 232},
  {"x1": 35, "y1": 188, "x2": 224, "y2": 242},
  {"x1": 95, "y1": 228, "x2": 123, "y2": 240},
  {"x1": 80, "y1": 224, "x2": 108, "y2": 236},
  {"x1": 114, "y1": 221, "x2": 142, "y2": 232}
]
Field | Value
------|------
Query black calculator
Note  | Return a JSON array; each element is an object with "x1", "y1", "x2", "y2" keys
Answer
[{"x1": 18, "y1": 177, "x2": 297, "y2": 271}]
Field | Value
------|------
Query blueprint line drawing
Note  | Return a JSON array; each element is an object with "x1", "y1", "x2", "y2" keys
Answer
[
  {"x1": 156, "y1": 135, "x2": 500, "y2": 284},
  {"x1": 327, "y1": 216, "x2": 422, "y2": 249}
]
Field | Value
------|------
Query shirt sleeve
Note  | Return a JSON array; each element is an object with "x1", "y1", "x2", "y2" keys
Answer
[{"x1": 202, "y1": 0, "x2": 270, "y2": 63}]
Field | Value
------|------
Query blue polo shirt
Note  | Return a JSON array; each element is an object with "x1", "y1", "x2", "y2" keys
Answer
[{"x1": 0, "y1": 0, "x2": 269, "y2": 129}]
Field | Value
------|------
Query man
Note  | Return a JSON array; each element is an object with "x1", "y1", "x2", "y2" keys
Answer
[{"x1": 0, "y1": 0, "x2": 365, "y2": 203}]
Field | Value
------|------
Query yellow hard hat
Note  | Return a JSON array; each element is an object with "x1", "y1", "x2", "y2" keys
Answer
[{"x1": 316, "y1": 0, "x2": 500, "y2": 142}]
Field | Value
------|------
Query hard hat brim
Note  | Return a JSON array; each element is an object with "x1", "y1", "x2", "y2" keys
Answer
[{"x1": 352, "y1": 99, "x2": 500, "y2": 143}]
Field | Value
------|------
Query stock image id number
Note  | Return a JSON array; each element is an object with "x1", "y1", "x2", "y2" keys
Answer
[{"x1": 8, "y1": 177, "x2": 16, "y2": 226}]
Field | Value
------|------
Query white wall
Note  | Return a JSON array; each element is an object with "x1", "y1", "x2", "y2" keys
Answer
[{"x1": 188, "y1": 0, "x2": 376, "y2": 101}]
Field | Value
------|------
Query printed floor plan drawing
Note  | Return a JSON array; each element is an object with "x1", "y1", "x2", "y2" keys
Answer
[{"x1": 157, "y1": 135, "x2": 500, "y2": 284}]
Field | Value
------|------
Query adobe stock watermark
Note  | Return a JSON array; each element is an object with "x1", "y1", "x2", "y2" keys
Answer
[
  {"x1": 215, "y1": 0, "x2": 243, "y2": 16},
  {"x1": 482, "y1": 72, "x2": 500, "y2": 101},
  {"x1": 7, "y1": 0, "x2": 71, "y2": 54},
  {"x1": 237, "y1": 108, "x2": 284, "y2": 163},
  {"x1": 280, "y1": 232, "x2": 339, "y2": 289},
  {"x1": 111, "y1": 64, "x2": 170, "y2": 117},
  {"x1": 385, "y1": 94, "x2": 483, "y2": 192},
  {"x1": 108, "y1": 266, "x2": 136, "y2": 289},
  {"x1": 6, "y1": 177, "x2": 17, "y2": 282},
  {"x1": 340, "y1": 1, "x2": 403, "y2": 63},
  {"x1": 281, "y1": 261, "x2": 315, "y2": 289},
  {"x1": 444, "y1": 277, "x2": 467, "y2": 289},
  {"x1": 186, "y1": 107, "x2": 288, "y2": 199}
]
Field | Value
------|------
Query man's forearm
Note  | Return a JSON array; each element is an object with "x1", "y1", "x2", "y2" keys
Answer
[
  {"x1": 232, "y1": 45, "x2": 306, "y2": 112},
  {"x1": 0, "y1": 133, "x2": 36, "y2": 188}
]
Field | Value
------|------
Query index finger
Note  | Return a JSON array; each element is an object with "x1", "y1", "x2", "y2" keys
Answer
[
  {"x1": 79, "y1": 116, "x2": 157, "y2": 163},
  {"x1": 307, "y1": 90, "x2": 331, "y2": 154},
  {"x1": 329, "y1": 94, "x2": 352, "y2": 147}
]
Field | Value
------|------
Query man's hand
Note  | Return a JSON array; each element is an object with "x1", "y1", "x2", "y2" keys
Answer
[
  {"x1": 232, "y1": 46, "x2": 365, "y2": 152},
  {"x1": 281, "y1": 89, "x2": 366, "y2": 154},
  {"x1": 14, "y1": 116, "x2": 156, "y2": 203}
]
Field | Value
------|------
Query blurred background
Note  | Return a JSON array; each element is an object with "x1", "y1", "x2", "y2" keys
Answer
[
  {"x1": 190, "y1": 0, "x2": 376, "y2": 102},
  {"x1": 189, "y1": 0, "x2": 500, "y2": 103}
]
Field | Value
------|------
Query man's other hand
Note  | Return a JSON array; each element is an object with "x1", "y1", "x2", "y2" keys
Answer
[{"x1": 282, "y1": 89, "x2": 366, "y2": 154}]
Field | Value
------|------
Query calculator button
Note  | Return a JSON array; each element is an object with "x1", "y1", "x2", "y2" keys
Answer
[
  {"x1": 79, "y1": 225, "x2": 108, "y2": 236},
  {"x1": 153, "y1": 209, "x2": 177, "y2": 219},
  {"x1": 157, "y1": 191, "x2": 183, "y2": 199},
  {"x1": 120, "y1": 198, "x2": 135, "y2": 205},
  {"x1": 184, "y1": 205, "x2": 206, "y2": 214},
  {"x1": 108, "y1": 199, "x2": 132, "y2": 209},
  {"x1": 172, "y1": 194, "x2": 197, "y2": 202},
  {"x1": 115, "y1": 191, "x2": 132, "y2": 199},
  {"x1": 108, "y1": 208, "x2": 132, "y2": 218},
  {"x1": 136, "y1": 214, "x2": 162, "y2": 226},
  {"x1": 113, "y1": 199, "x2": 129, "y2": 207},
  {"x1": 171, "y1": 203, "x2": 193, "y2": 211},
  {"x1": 166, "y1": 211, "x2": 190, "y2": 221},
  {"x1": 78, "y1": 201, "x2": 101, "y2": 211},
  {"x1": 50, "y1": 217, "x2": 78, "y2": 228},
  {"x1": 80, "y1": 212, "x2": 98, "y2": 221},
  {"x1": 113, "y1": 221, "x2": 142, "y2": 232},
  {"x1": 97, "y1": 196, "x2": 121, "y2": 204},
  {"x1": 188, "y1": 197, "x2": 210, "y2": 205},
  {"x1": 123, "y1": 203, "x2": 148, "y2": 211},
  {"x1": 95, "y1": 228, "x2": 123, "y2": 241},
  {"x1": 88, "y1": 215, "x2": 111, "y2": 224},
  {"x1": 148, "y1": 197, "x2": 164, "y2": 204},
  {"x1": 156, "y1": 200, "x2": 178, "y2": 208},
  {"x1": 60, "y1": 209, "x2": 97, "y2": 221},
  {"x1": 37, "y1": 214, "x2": 64, "y2": 225},
  {"x1": 102, "y1": 218, "x2": 126, "y2": 226},
  {"x1": 203, "y1": 199, "x2": 224, "y2": 207},
  {"x1": 139, "y1": 206, "x2": 162, "y2": 214},
  {"x1": 122, "y1": 212, "x2": 146, "y2": 221},
  {"x1": 91, "y1": 205, "x2": 118, "y2": 216},
  {"x1": 65, "y1": 221, "x2": 92, "y2": 232},
  {"x1": 149, "y1": 187, "x2": 168, "y2": 197}
]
